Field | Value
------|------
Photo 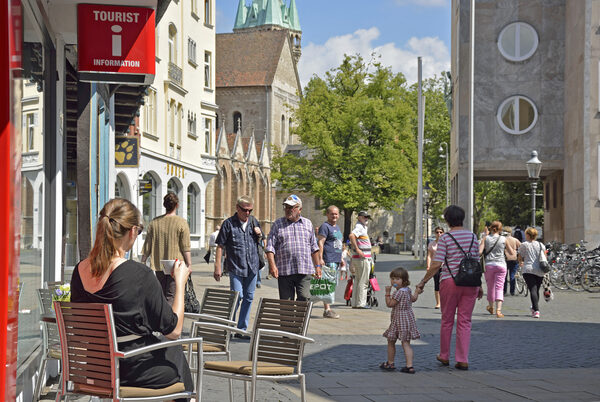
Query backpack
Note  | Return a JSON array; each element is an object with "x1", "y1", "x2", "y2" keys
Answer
[{"x1": 444, "y1": 233, "x2": 483, "y2": 287}]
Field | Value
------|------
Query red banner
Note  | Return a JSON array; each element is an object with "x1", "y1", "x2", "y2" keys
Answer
[{"x1": 78, "y1": 4, "x2": 155, "y2": 75}]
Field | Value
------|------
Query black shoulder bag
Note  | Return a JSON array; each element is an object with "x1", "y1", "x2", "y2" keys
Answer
[
  {"x1": 444, "y1": 233, "x2": 483, "y2": 287},
  {"x1": 537, "y1": 242, "x2": 550, "y2": 273},
  {"x1": 184, "y1": 277, "x2": 201, "y2": 313},
  {"x1": 251, "y1": 216, "x2": 265, "y2": 270}
]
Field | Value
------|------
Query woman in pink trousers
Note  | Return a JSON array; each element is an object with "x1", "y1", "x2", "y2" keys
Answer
[
  {"x1": 479, "y1": 221, "x2": 507, "y2": 318},
  {"x1": 416, "y1": 205, "x2": 483, "y2": 370}
]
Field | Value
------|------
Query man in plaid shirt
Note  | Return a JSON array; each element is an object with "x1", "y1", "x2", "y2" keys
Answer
[{"x1": 266, "y1": 194, "x2": 322, "y2": 300}]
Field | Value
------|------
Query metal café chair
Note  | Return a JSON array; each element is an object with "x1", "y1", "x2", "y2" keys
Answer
[{"x1": 54, "y1": 301, "x2": 203, "y2": 401}]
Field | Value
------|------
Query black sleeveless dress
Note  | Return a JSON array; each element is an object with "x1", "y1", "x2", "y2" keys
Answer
[{"x1": 71, "y1": 260, "x2": 192, "y2": 391}]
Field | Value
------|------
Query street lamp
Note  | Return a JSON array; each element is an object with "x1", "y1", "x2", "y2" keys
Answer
[
  {"x1": 526, "y1": 150, "x2": 542, "y2": 227},
  {"x1": 439, "y1": 142, "x2": 449, "y2": 207},
  {"x1": 423, "y1": 182, "x2": 431, "y2": 254}
]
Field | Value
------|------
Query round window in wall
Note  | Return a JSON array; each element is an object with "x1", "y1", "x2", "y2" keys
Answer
[
  {"x1": 497, "y1": 95, "x2": 538, "y2": 135},
  {"x1": 498, "y1": 22, "x2": 539, "y2": 62}
]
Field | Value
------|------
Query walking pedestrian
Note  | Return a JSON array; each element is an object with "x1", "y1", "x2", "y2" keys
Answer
[
  {"x1": 416, "y1": 205, "x2": 484, "y2": 370},
  {"x1": 141, "y1": 193, "x2": 192, "y2": 305},
  {"x1": 349, "y1": 211, "x2": 372, "y2": 309},
  {"x1": 426, "y1": 227, "x2": 444, "y2": 309},
  {"x1": 380, "y1": 267, "x2": 421, "y2": 374},
  {"x1": 207, "y1": 225, "x2": 220, "y2": 263},
  {"x1": 480, "y1": 221, "x2": 507, "y2": 318},
  {"x1": 316, "y1": 205, "x2": 344, "y2": 319},
  {"x1": 518, "y1": 227, "x2": 546, "y2": 318},
  {"x1": 503, "y1": 226, "x2": 521, "y2": 296},
  {"x1": 213, "y1": 196, "x2": 262, "y2": 336},
  {"x1": 265, "y1": 194, "x2": 321, "y2": 301}
]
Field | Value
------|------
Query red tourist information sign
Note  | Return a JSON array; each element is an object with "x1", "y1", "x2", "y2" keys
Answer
[{"x1": 78, "y1": 4, "x2": 155, "y2": 83}]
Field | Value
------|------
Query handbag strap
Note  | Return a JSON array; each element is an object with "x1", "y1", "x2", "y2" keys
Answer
[
  {"x1": 483, "y1": 235, "x2": 501, "y2": 258},
  {"x1": 443, "y1": 232, "x2": 476, "y2": 279},
  {"x1": 536, "y1": 241, "x2": 544, "y2": 261}
]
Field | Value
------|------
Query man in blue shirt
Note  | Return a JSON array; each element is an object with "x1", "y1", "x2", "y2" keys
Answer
[{"x1": 214, "y1": 196, "x2": 262, "y2": 337}]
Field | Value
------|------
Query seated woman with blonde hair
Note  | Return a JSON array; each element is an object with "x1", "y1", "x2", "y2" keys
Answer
[{"x1": 70, "y1": 198, "x2": 192, "y2": 396}]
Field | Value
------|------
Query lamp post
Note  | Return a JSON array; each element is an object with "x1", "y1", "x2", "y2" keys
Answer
[
  {"x1": 423, "y1": 182, "x2": 431, "y2": 257},
  {"x1": 526, "y1": 151, "x2": 542, "y2": 227},
  {"x1": 439, "y1": 142, "x2": 449, "y2": 208}
]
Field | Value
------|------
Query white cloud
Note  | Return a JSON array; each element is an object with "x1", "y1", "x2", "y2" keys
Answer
[
  {"x1": 298, "y1": 27, "x2": 450, "y2": 88},
  {"x1": 394, "y1": 0, "x2": 448, "y2": 7}
]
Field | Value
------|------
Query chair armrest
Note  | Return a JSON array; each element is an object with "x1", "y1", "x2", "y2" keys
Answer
[
  {"x1": 185, "y1": 313, "x2": 237, "y2": 326},
  {"x1": 256, "y1": 328, "x2": 314, "y2": 344},
  {"x1": 194, "y1": 321, "x2": 251, "y2": 337},
  {"x1": 119, "y1": 337, "x2": 203, "y2": 359}
]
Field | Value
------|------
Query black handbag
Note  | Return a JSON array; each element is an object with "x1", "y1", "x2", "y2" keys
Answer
[
  {"x1": 184, "y1": 277, "x2": 200, "y2": 313},
  {"x1": 537, "y1": 242, "x2": 550, "y2": 273},
  {"x1": 251, "y1": 216, "x2": 266, "y2": 270}
]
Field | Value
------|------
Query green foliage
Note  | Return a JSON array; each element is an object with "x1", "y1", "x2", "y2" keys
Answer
[{"x1": 272, "y1": 55, "x2": 418, "y2": 236}]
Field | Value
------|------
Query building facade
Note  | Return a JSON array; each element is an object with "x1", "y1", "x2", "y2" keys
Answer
[
  {"x1": 126, "y1": 0, "x2": 218, "y2": 253},
  {"x1": 451, "y1": 0, "x2": 600, "y2": 244}
]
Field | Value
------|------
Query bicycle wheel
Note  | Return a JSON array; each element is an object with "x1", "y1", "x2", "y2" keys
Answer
[
  {"x1": 515, "y1": 274, "x2": 526, "y2": 294},
  {"x1": 549, "y1": 264, "x2": 569, "y2": 290},
  {"x1": 564, "y1": 266, "x2": 585, "y2": 292},
  {"x1": 581, "y1": 266, "x2": 600, "y2": 293}
]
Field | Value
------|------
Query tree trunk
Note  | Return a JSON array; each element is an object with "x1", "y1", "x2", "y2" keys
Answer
[{"x1": 343, "y1": 208, "x2": 353, "y2": 241}]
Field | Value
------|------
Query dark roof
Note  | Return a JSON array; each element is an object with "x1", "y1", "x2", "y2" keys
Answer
[{"x1": 216, "y1": 30, "x2": 288, "y2": 87}]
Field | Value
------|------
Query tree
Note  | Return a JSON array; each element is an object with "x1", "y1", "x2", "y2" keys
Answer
[{"x1": 272, "y1": 55, "x2": 417, "y2": 239}]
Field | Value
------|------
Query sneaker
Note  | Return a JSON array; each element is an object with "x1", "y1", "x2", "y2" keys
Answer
[
  {"x1": 533, "y1": 311, "x2": 540, "y2": 318},
  {"x1": 323, "y1": 309, "x2": 340, "y2": 319},
  {"x1": 256, "y1": 283, "x2": 261, "y2": 288}
]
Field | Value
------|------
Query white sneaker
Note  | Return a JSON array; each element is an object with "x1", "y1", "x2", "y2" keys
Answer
[
  {"x1": 533, "y1": 311, "x2": 540, "y2": 318},
  {"x1": 323, "y1": 309, "x2": 340, "y2": 319}
]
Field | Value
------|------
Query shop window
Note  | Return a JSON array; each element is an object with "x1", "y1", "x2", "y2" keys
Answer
[
  {"x1": 497, "y1": 95, "x2": 538, "y2": 135},
  {"x1": 142, "y1": 173, "x2": 158, "y2": 225},
  {"x1": 167, "y1": 179, "x2": 182, "y2": 215},
  {"x1": 187, "y1": 184, "x2": 199, "y2": 233},
  {"x1": 498, "y1": 22, "x2": 538, "y2": 62}
]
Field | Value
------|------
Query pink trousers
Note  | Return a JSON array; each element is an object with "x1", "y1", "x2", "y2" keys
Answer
[
  {"x1": 484, "y1": 264, "x2": 507, "y2": 303},
  {"x1": 439, "y1": 278, "x2": 479, "y2": 363}
]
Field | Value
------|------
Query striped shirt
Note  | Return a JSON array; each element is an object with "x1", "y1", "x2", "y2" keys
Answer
[
  {"x1": 266, "y1": 216, "x2": 319, "y2": 276},
  {"x1": 351, "y1": 222, "x2": 371, "y2": 258},
  {"x1": 433, "y1": 230, "x2": 479, "y2": 282}
]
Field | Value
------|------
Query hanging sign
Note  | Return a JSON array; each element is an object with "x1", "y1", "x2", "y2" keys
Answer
[{"x1": 78, "y1": 4, "x2": 155, "y2": 84}]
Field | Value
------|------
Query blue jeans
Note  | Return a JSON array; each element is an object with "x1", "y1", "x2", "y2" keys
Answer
[
  {"x1": 229, "y1": 271, "x2": 257, "y2": 331},
  {"x1": 505, "y1": 260, "x2": 519, "y2": 295}
]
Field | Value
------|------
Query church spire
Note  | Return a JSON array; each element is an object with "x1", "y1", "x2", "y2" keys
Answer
[
  {"x1": 263, "y1": 0, "x2": 283, "y2": 27},
  {"x1": 234, "y1": 0, "x2": 247, "y2": 29},
  {"x1": 288, "y1": 0, "x2": 301, "y2": 32}
]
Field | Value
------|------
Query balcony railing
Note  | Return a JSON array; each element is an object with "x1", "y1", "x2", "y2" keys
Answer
[{"x1": 168, "y1": 62, "x2": 182, "y2": 86}]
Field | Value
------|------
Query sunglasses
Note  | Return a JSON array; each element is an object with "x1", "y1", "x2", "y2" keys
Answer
[{"x1": 237, "y1": 205, "x2": 253, "y2": 213}]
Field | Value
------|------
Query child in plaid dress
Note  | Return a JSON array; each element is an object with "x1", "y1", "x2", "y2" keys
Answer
[{"x1": 380, "y1": 267, "x2": 421, "y2": 374}]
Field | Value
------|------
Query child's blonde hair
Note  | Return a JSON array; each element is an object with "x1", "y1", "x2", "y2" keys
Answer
[{"x1": 390, "y1": 267, "x2": 410, "y2": 286}]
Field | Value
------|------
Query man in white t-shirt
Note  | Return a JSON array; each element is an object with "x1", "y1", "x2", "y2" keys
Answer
[
  {"x1": 208, "y1": 225, "x2": 220, "y2": 263},
  {"x1": 349, "y1": 211, "x2": 372, "y2": 308}
]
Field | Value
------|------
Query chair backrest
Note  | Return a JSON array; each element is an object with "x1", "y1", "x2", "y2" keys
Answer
[
  {"x1": 250, "y1": 298, "x2": 313, "y2": 367},
  {"x1": 192, "y1": 288, "x2": 239, "y2": 348},
  {"x1": 36, "y1": 289, "x2": 61, "y2": 350},
  {"x1": 54, "y1": 302, "x2": 118, "y2": 398}
]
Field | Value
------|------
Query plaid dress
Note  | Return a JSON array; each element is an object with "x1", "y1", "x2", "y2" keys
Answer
[{"x1": 383, "y1": 287, "x2": 420, "y2": 342}]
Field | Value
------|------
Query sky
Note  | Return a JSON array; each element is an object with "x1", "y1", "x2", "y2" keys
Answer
[{"x1": 215, "y1": 0, "x2": 451, "y2": 88}]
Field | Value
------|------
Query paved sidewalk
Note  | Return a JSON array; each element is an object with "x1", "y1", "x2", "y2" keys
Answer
[{"x1": 41, "y1": 253, "x2": 600, "y2": 401}]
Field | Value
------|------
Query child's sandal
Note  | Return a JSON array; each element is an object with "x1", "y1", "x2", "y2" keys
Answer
[
  {"x1": 379, "y1": 361, "x2": 395, "y2": 371},
  {"x1": 400, "y1": 366, "x2": 416, "y2": 374}
]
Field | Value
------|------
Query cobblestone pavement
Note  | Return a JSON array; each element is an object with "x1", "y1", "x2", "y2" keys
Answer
[{"x1": 40, "y1": 252, "x2": 600, "y2": 401}]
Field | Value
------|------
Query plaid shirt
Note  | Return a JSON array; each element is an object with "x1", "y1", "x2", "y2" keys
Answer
[{"x1": 266, "y1": 216, "x2": 319, "y2": 276}]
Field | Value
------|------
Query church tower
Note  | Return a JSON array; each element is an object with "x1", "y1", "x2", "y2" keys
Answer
[{"x1": 233, "y1": 0, "x2": 302, "y2": 63}]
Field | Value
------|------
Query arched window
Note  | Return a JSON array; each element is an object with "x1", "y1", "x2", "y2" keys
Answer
[
  {"x1": 498, "y1": 22, "x2": 538, "y2": 62},
  {"x1": 187, "y1": 184, "x2": 199, "y2": 233},
  {"x1": 233, "y1": 111, "x2": 242, "y2": 133},
  {"x1": 168, "y1": 24, "x2": 177, "y2": 64},
  {"x1": 497, "y1": 95, "x2": 538, "y2": 135},
  {"x1": 115, "y1": 174, "x2": 130, "y2": 200},
  {"x1": 288, "y1": 117, "x2": 293, "y2": 143},
  {"x1": 280, "y1": 115, "x2": 286, "y2": 147},
  {"x1": 142, "y1": 172, "x2": 158, "y2": 225}
]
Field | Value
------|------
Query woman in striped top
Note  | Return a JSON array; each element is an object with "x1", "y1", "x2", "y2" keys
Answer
[{"x1": 416, "y1": 205, "x2": 484, "y2": 371}]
